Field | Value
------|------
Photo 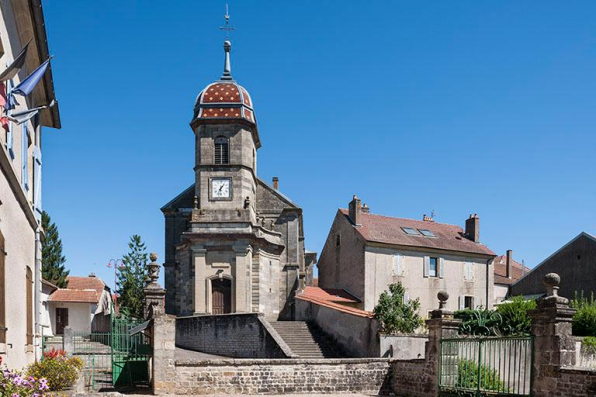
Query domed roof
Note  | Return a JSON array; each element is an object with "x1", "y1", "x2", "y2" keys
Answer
[{"x1": 192, "y1": 40, "x2": 256, "y2": 126}]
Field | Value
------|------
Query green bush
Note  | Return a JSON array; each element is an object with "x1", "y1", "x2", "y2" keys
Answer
[
  {"x1": 496, "y1": 296, "x2": 536, "y2": 336},
  {"x1": 373, "y1": 282, "x2": 424, "y2": 334},
  {"x1": 570, "y1": 291, "x2": 596, "y2": 337},
  {"x1": 26, "y1": 349, "x2": 82, "y2": 391},
  {"x1": 454, "y1": 309, "x2": 502, "y2": 336},
  {"x1": 582, "y1": 336, "x2": 596, "y2": 355},
  {"x1": 457, "y1": 358, "x2": 507, "y2": 391}
]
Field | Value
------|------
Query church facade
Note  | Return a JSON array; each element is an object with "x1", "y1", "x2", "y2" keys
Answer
[{"x1": 161, "y1": 38, "x2": 311, "y2": 320}]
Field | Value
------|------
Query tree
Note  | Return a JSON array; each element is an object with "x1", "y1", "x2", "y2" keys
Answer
[
  {"x1": 41, "y1": 211, "x2": 69, "y2": 288},
  {"x1": 117, "y1": 235, "x2": 149, "y2": 319},
  {"x1": 373, "y1": 282, "x2": 424, "y2": 334}
]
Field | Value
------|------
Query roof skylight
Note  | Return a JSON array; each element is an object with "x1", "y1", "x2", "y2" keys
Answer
[
  {"x1": 402, "y1": 227, "x2": 421, "y2": 236},
  {"x1": 419, "y1": 229, "x2": 435, "y2": 237}
]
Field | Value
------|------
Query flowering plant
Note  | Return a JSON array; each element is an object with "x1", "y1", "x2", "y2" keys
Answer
[
  {"x1": 0, "y1": 367, "x2": 50, "y2": 397},
  {"x1": 26, "y1": 349, "x2": 83, "y2": 392}
]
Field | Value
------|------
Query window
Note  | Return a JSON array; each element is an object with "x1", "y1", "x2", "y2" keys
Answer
[
  {"x1": 393, "y1": 254, "x2": 403, "y2": 276},
  {"x1": 214, "y1": 136, "x2": 229, "y2": 164},
  {"x1": 0, "y1": 231, "x2": 5, "y2": 343},
  {"x1": 429, "y1": 257, "x2": 438, "y2": 277},
  {"x1": 26, "y1": 266, "x2": 33, "y2": 345},
  {"x1": 22, "y1": 123, "x2": 29, "y2": 191},
  {"x1": 402, "y1": 227, "x2": 420, "y2": 236},
  {"x1": 335, "y1": 234, "x2": 341, "y2": 247},
  {"x1": 461, "y1": 296, "x2": 474, "y2": 310},
  {"x1": 419, "y1": 229, "x2": 435, "y2": 237}
]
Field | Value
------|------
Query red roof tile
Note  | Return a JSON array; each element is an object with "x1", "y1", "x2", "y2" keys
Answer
[
  {"x1": 493, "y1": 254, "x2": 531, "y2": 285},
  {"x1": 48, "y1": 289, "x2": 99, "y2": 303},
  {"x1": 301, "y1": 286, "x2": 360, "y2": 304},
  {"x1": 296, "y1": 294, "x2": 373, "y2": 319},
  {"x1": 66, "y1": 276, "x2": 106, "y2": 295},
  {"x1": 340, "y1": 209, "x2": 495, "y2": 257}
]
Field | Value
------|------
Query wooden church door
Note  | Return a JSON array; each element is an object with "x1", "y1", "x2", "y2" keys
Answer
[{"x1": 211, "y1": 278, "x2": 232, "y2": 314}]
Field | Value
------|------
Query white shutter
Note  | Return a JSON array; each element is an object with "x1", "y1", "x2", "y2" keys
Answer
[
  {"x1": 423, "y1": 256, "x2": 430, "y2": 278},
  {"x1": 404, "y1": 293, "x2": 410, "y2": 304},
  {"x1": 439, "y1": 258, "x2": 444, "y2": 279},
  {"x1": 393, "y1": 254, "x2": 403, "y2": 276},
  {"x1": 472, "y1": 296, "x2": 477, "y2": 310},
  {"x1": 459, "y1": 296, "x2": 465, "y2": 310}
]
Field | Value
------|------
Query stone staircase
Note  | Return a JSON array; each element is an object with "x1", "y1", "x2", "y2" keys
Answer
[{"x1": 270, "y1": 321, "x2": 346, "y2": 359}]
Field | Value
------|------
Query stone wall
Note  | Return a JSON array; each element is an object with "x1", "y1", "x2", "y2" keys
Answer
[
  {"x1": 380, "y1": 335, "x2": 427, "y2": 359},
  {"x1": 391, "y1": 359, "x2": 434, "y2": 397},
  {"x1": 174, "y1": 358, "x2": 392, "y2": 395},
  {"x1": 558, "y1": 367, "x2": 596, "y2": 396},
  {"x1": 175, "y1": 313, "x2": 291, "y2": 358}
]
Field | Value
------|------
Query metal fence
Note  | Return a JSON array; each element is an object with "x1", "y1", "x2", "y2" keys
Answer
[{"x1": 439, "y1": 336, "x2": 533, "y2": 397}]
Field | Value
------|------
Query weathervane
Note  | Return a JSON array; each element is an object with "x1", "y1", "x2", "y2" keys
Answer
[{"x1": 220, "y1": 3, "x2": 235, "y2": 40}]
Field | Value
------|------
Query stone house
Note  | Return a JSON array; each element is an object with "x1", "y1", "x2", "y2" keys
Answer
[
  {"x1": 317, "y1": 196, "x2": 497, "y2": 316},
  {"x1": 46, "y1": 275, "x2": 113, "y2": 336},
  {"x1": 161, "y1": 37, "x2": 312, "y2": 320},
  {"x1": 0, "y1": 0, "x2": 60, "y2": 369},
  {"x1": 493, "y1": 249, "x2": 531, "y2": 304},
  {"x1": 510, "y1": 232, "x2": 596, "y2": 300}
]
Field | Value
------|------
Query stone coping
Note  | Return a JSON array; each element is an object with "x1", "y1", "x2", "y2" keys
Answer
[
  {"x1": 176, "y1": 357, "x2": 391, "y2": 366},
  {"x1": 561, "y1": 366, "x2": 596, "y2": 374},
  {"x1": 380, "y1": 333, "x2": 428, "y2": 338}
]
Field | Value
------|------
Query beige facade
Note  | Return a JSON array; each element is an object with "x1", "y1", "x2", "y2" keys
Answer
[{"x1": 0, "y1": 0, "x2": 59, "y2": 369}]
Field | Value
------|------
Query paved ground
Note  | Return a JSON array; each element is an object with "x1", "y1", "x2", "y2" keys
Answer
[{"x1": 175, "y1": 347, "x2": 229, "y2": 360}]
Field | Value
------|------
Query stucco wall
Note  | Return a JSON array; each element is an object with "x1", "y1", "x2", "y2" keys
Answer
[
  {"x1": 40, "y1": 284, "x2": 54, "y2": 336},
  {"x1": 295, "y1": 298, "x2": 379, "y2": 357},
  {"x1": 48, "y1": 302, "x2": 93, "y2": 334},
  {"x1": 494, "y1": 284, "x2": 509, "y2": 304}
]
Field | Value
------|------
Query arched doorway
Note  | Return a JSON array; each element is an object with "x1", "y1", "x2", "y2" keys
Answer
[{"x1": 211, "y1": 278, "x2": 232, "y2": 314}]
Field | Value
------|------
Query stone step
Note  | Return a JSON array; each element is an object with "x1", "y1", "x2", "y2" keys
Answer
[{"x1": 269, "y1": 321, "x2": 346, "y2": 359}]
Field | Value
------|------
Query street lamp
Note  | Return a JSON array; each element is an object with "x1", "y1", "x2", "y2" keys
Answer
[{"x1": 107, "y1": 259, "x2": 125, "y2": 307}]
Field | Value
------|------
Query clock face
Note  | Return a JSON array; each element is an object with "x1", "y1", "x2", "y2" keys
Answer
[{"x1": 212, "y1": 178, "x2": 231, "y2": 199}]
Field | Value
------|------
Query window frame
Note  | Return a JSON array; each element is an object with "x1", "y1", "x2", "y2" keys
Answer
[
  {"x1": 429, "y1": 257, "x2": 438, "y2": 277},
  {"x1": 214, "y1": 136, "x2": 229, "y2": 165}
]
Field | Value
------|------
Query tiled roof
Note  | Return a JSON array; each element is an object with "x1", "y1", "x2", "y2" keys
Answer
[
  {"x1": 194, "y1": 82, "x2": 256, "y2": 125},
  {"x1": 48, "y1": 276, "x2": 107, "y2": 304},
  {"x1": 301, "y1": 286, "x2": 360, "y2": 304},
  {"x1": 493, "y1": 254, "x2": 531, "y2": 285},
  {"x1": 296, "y1": 292, "x2": 373, "y2": 319},
  {"x1": 340, "y1": 209, "x2": 495, "y2": 257}
]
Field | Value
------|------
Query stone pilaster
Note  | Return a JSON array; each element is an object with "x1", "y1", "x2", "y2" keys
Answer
[
  {"x1": 152, "y1": 314, "x2": 177, "y2": 395},
  {"x1": 144, "y1": 253, "x2": 167, "y2": 320},
  {"x1": 529, "y1": 273, "x2": 577, "y2": 397},
  {"x1": 425, "y1": 291, "x2": 461, "y2": 395},
  {"x1": 233, "y1": 244, "x2": 252, "y2": 313},
  {"x1": 62, "y1": 326, "x2": 74, "y2": 355},
  {"x1": 192, "y1": 247, "x2": 207, "y2": 314}
]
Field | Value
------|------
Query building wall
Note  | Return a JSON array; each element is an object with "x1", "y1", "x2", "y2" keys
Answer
[
  {"x1": 363, "y1": 245, "x2": 493, "y2": 314},
  {"x1": 494, "y1": 284, "x2": 509, "y2": 304},
  {"x1": 40, "y1": 284, "x2": 54, "y2": 337},
  {"x1": 317, "y1": 211, "x2": 366, "y2": 300},
  {"x1": 510, "y1": 233, "x2": 596, "y2": 299},
  {"x1": 48, "y1": 302, "x2": 93, "y2": 334}
]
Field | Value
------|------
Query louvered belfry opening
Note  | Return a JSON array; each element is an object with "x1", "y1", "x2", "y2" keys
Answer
[{"x1": 214, "y1": 136, "x2": 229, "y2": 165}]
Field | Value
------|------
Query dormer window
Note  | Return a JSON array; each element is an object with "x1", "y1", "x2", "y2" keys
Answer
[{"x1": 214, "y1": 136, "x2": 229, "y2": 164}]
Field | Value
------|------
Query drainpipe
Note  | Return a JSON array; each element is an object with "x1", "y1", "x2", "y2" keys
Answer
[
  {"x1": 34, "y1": 227, "x2": 42, "y2": 360},
  {"x1": 486, "y1": 258, "x2": 491, "y2": 308}
]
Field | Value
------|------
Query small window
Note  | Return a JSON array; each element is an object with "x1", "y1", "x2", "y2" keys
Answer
[
  {"x1": 464, "y1": 296, "x2": 474, "y2": 310},
  {"x1": 335, "y1": 234, "x2": 341, "y2": 247},
  {"x1": 429, "y1": 257, "x2": 438, "y2": 277},
  {"x1": 402, "y1": 227, "x2": 420, "y2": 236},
  {"x1": 214, "y1": 136, "x2": 229, "y2": 164},
  {"x1": 419, "y1": 229, "x2": 435, "y2": 237}
]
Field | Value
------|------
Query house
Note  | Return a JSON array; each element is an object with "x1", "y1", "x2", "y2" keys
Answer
[
  {"x1": 510, "y1": 232, "x2": 596, "y2": 300},
  {"x1": 493, "y1": 250, "x2": 531, "y2": 304},
  {"x1": 47, "y1": 275, "x2": 113, "y2": 335},
  {"x1": 40, "y1": 279, "x2": 58, "y2": 337},
  {"x1": 0, "y1": 0, "x2": 61, "y2": 369},
  {"x1": 317, "y1": 196, "x2": 497, "y2": 316}
]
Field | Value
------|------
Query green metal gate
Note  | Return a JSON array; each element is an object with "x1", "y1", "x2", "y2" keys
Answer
[
  {"x1": 111, "y1": 317, "x2": 151, "y2": 387},
  {"x1": 438, "y1": 336, "x2": 533, "y2": 397}
]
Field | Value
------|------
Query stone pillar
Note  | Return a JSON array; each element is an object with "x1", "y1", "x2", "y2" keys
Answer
[
  {"x1": 62, "y1": 326, "x2": 74, "y2": 355},
  {"x1": 144, "y1": 253, "x2": 167, "y2": 320},
  {"x1": 529, "y1": 273, "x2": 577, "y2": 397},
  {"x1": 233, "y1": 244, "x2": 252, "y2": 313},
  {"x1": 152, "y1": 314, "x2": 177, "y2": 395},
  {"x1": 425, "y1": 291, "x2": 461, "y2": 394},
  {"x1": 192, "y1": 247, "x2": 207, "y2": 314}
]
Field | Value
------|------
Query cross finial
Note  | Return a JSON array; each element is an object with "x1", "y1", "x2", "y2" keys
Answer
[{"x1": 220, "y1": 3, "x2": 235, "y2": 40}]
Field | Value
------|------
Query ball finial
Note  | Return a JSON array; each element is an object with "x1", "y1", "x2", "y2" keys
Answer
[
  {"x1": 543, "y1": 273, "x2": 560, "y2": 297},
  {"x1": 150, "y1": 252, "x2": 158, "y2": 262}
]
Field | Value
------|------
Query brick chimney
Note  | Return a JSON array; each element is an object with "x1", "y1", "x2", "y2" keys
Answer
[
  {"x1": 361, "y1": 203, "x2": 370, "y2": 213},
  {"x1": 506, "y1": 249, "x2": 513, "y2": 279},
  {"x1": 465, "y1": 214, "x2": 480, "y2": 242},
  {"x1": 272, "y1": 177, "x2": 279, "y2": 190},
  {"x1": 348, "y1": 195, "x2": 362, "y2": 226}
]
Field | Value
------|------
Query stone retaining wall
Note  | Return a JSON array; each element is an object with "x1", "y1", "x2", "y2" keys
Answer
[
  {"x1": 174, "y1": 358, "x2": 392, "y2": 395},
  {"x1": 176, "y1": 313, "x2": 291, "y2": 358},
  {"x1": 558, "y1": 367, "x2": 596, "y2": 397},
  {"x1": 391, "y1": 359, "x2": 434, "y2": 397}
]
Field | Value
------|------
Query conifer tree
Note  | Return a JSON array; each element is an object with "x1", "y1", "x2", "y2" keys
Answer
[
  {"x1": 41, "y1": 211, "x2": 69, "y2": 288},
  {"x1": 117, "y1": 235, "x2": 149, "y2": 319}
]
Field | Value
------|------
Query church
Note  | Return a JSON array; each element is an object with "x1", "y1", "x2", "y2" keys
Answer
[{"x1": 161, "y1": 35, "x2": 313, "y2": 321}]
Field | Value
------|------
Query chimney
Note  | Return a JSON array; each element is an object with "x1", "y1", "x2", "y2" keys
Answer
[
  {"x1": 465, "y1": 214, "x2": 480, "y2": 242},
  {"x1": 89, "y1": 272, "x2": 96, "y2": 278},
  {"x1": 272, "y1": 177, "x2": 279, "y2": 190},
  {"x1": 348, "y1": 195, "x2": 362, "y2": 226},
  {"x1": 506, "y1": 250, "x2": 513, "y2": 279},
  {"x1": 423, "y1": 214, "x2": 434, "y2": 222},
  {"x1": 361, "y1": 203, "x2": 370, "y2": 213}
]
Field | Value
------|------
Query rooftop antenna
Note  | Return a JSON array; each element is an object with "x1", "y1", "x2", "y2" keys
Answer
[
  {"x1": 431, "y1": 209, "x2": 437, "y2": 219},
  {"x1": 219, "y1": 3, "x2": 235, "y2": 80}
]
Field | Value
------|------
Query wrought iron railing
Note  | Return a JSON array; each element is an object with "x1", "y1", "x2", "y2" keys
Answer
[{"x1": 439, "y1": 336, "x2": 533, "y2": 397}]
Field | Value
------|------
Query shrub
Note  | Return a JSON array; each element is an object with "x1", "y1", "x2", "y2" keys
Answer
[
  {"x1": 496, "y1": 296, "x2": 536, "y2": 336},
  {"x1": 457, "y1": 358, "x2": 508, "y2": 391},
  {"x1": 582, "y1": 336, "x2": 596, "y2": 355},
  {"x1": 0, "y1": 367, "x2": 50, "y2": 396},
  {"x1": 454, "y1": 309, "x2": 502, "y2": 336},
  {"x1": 373, "y1": 282, "x2": 424, "y2": 334},
  {"x1": 26, "y1": 348, "x2": 82, "y2": 391},
  {"x1": 570, "y1": 291, "x2": 596, "y2": 337}
]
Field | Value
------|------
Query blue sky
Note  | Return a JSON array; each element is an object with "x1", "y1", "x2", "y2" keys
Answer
[{"x1": 42, "y1": 1, "x2": 596, "y2": 289}]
